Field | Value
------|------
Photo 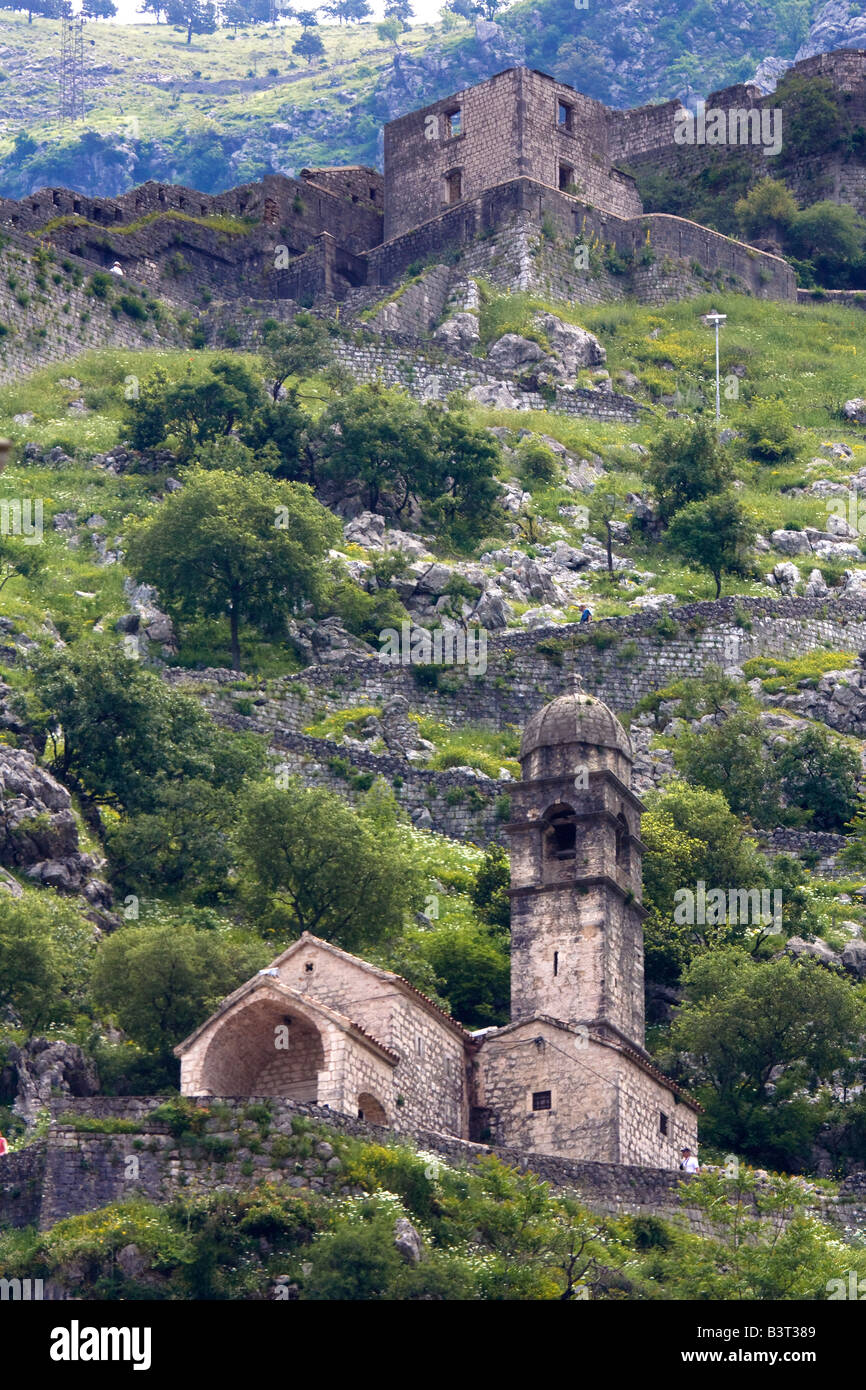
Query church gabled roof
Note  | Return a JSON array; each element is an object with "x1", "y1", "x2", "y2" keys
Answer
[
  {"x1": 269, "y1": 933, "x2": 475, "y2": 1044},
  {"x1": 519, "y1": 689, "x2": 632, "y2": 760}
]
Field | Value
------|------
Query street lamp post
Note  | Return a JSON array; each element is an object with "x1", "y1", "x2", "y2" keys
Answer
[{"x1": 703, "y1": 311, "x2": 727, "y2": 422}]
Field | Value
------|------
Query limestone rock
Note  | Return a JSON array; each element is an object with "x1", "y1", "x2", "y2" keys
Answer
[
  {"x1": 531, "y1": 312, "x2": 606, "y2": 374},
  {"x1": 433, "y1": 313, "x2": 480, "y2": 349},
  {"x1": 394, "y1": 1216, "x2": 423, "y2": 1263},
  {"x1": 2, "y1": 1037, "x2": 99, "y2": 1123},
  {"x1": 771, "y1": 528, "x2": 811, "y2": 556},
  {"x1": 468, "y1": 381, "x2": 524, "y2": 410}
]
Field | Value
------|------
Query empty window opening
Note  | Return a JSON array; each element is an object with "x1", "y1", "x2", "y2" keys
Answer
[
  {"x1": 443, "y1": 106, "x2": 462, "y2": 137},
  {"x1": 369, "y1": 187, "x2": 377, "y2": 200},
  {"x1": 615, "y1": 811, "x2": 630, "y2": 868},
  {"x1": 532, "y1": 1091, "x2": 552, "y2": 1112},
  {"x1": 416, "y1": 1037, "x2": 424, "y2": 1057},
  {"x1": 304, "y1": 961, "x2": 315, "y2": 973},
  {"x1": 553, "y1": 951, "x2": 559, "y2": 977},
  {"x1": 559, "y1": 162, "x2": 575, "y2": 192},
  {"x1": 444, "y1": 169, "x2": 463, "y2": 205},
  {"x1": 660, "y1": 1111, "x2": 669, "y2": 1136},
  {"x1": 557, "y1": 100, "x2": 574, "y2": 131},
  {"x1": 546, "y1": 806, "x2": 576, "y2": 860}
]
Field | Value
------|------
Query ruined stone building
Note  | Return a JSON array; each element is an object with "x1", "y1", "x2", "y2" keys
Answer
[
  {"x1": 177, "y1": 690, "x2": 699, "y2": 1170},
  {"x1": 0, "y1": 58, "x2": 811, "y2": 307}
]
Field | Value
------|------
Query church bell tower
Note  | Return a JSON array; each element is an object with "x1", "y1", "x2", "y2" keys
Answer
[{"x1": 507, "y1": 684, "x2": 647, "y2": 1049}]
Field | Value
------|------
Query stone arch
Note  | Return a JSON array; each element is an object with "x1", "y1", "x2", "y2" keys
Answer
[
  {"x1": 357, "y1": 1092, "x2": 387, "y2": 1124},
  {"x1": 543, "y1": 802, "x2": 577, "y2": 860},
  {"x1": 198, "y1": 994, "x2": 326, "y2": 1099}
]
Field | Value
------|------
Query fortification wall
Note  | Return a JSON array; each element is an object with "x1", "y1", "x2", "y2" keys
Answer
[
  {"x1": 1, "y1": 1098, "x2": 861, "y2": 1239},
  {"x1": 168, "y1": 596, "x2": 866, "y2": 846},
  {"x1": 365, "y1": 180, "x2": 794, "y2": 303}
]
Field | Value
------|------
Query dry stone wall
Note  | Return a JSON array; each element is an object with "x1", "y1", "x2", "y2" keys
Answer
[{"x1": 2, "y1": 1097, "x2": 863, "y2": 1240}]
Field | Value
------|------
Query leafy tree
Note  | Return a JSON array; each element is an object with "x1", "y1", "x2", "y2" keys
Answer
[
  {"x1": 776, "y1": 723, "x2": 860, "y2": 832},
  {"x1": 0, "y1": 536, "x2": 46, "y2": 595},
  {"x1": 125, "y1": 471, "x2": 339, "y2": 670},
  {"x1": 641, "y1": 780, "x2": 772, "y2": 984},
  {"x1": 0, "y1": 892, "x2": 93, "y2": 1031},
  {"x1": 788, "y1": 201, "x2": 866, "y2": 285},
  {"x1": 124, "y1": 360, "x2": 262, "y2": 461},
  {"x1": 632, "y1": 1168, "x2": 866, "y2": 1300},
  {"x1": 734, "y1": 177, "x2": 797, "y2": 242},
  {"x1": 588, "y1": 487, "x2": 623, "y2": 576},
  {"x1": 470, "y1": 843, "x2": 511, "y2": 932},
  {"x1": 92, "y1": 923, "x2": 269, "y2": 1055},
  {"x1": 645, "y1": 417, "x2": 732, "y2": 525},
  {"x1": 33, "y1": 639, "x2": 263, "y2": 813},
  {"x1": 413, "y1": 921, "x2": 510, "y2": 1028},
  {"x1": 261, "y1": 312, "x2": 333, "y2": 401},
  {"x1": 222, "y1": 0, "x2": 270, "y2": 24},
  {"x1": 323, "y1": 0, "x2": 370, "y2": 19},
  {"x1": 315, "y1": 384, "x2": 438, "y2": 515},
  {"x1": 234, "y1": 778, "x2": 426, "y2": 949},
  {"x1": 666, "y1": 491, "x2": 756, "y2": 598},
  {"x1": 293, "y1": 28, "x2": 324, "y2": 61},
  {"x1": 516, "y1": 437, "x2": 558, "y2": 486},
  {"x1": 670, "y1": 947, "x2": 865, "y2": 1168},
  {"x1": 384, "y1": 0, "x2": 411, "y2": 19},
  {"x1": 240, "y1": 391, "x2": 311, "y2": 479},
  {"x1": 165, "y1": 0, "x2": 217, "y2": 41},
  {"x1": 81, "y1": 0, "x2": 117, "y2": 15},
  {"x1": 671, "y1": 711, "x2": 782, "y2": 826},
  {"x1": 376, "y1": 15, "x2": 401, "y2": 43},
  {"x1": 423, "y1": 402, "x2": 502, "y2": 545},
  {"x1": 776, "y1": 75, "x2": 843, "y2": 160},
  {"x1": 105, "y1": 780, "x2": 239, "y2": 900},
  {"x1": 0, "y1": 0, "x2": 62, "y2": 21}
]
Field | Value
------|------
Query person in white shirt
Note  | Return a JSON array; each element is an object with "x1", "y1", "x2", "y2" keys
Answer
[{"x1": 679, "y1": 1146, "x2": 699, "y2": 1173}]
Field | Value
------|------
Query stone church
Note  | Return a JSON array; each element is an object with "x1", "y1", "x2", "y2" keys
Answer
[{"x1": 176, "y1": 689, "x2": 699, "y2": 1169}]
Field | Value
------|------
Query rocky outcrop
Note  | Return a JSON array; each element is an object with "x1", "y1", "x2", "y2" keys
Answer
[
  {"x1": 1, "y1": 1038, "x2": 99, "y2": 1123},
  {"x1": 0, "y1": 747, "x2": 113, "y2": 916}
]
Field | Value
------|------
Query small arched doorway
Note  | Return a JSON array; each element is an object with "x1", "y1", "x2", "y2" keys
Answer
[{"x1": 357, "y1": 1092, "x2": 387, "y2": 1124}]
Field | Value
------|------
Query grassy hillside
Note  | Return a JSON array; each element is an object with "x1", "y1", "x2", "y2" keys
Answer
[{"x1": 0, "y1": 1, "x2": 828, "y2": 198}]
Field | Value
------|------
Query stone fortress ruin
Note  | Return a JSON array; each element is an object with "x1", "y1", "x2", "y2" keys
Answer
[
  {"x1": 4, "y1": 50, "x2": 850, "y2": 311},
  {"x1": 177, "y1": 689, "x2": 699, "y2": 1170}
]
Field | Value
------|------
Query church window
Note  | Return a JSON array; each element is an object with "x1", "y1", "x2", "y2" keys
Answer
[
  {"x1": 615, "y1": 811, "x2": 630, "y2": 868},
  {"x1": 659, "y1": 1111, "x2": 668, "y2": 1135},
  {"x1": 553, "y1": 951, "x2": 559, "y2": 977},
  {"x1": 532, "y1": 1091, "x2": 552, "y2": 1111},
  {"x1": 444, "y1": 168, "x2": 463, "y2": 205},
  {"x1": 416, "y1": 1036, "x2": 424, "y2": 1057},
  {"x1": 304, "y1": 961, "x2": 314, "y2": 973}
]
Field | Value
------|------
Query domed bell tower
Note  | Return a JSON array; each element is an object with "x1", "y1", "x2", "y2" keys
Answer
[{"x1": 507, "y1": 684, "x2": 647, "y2": 1049}]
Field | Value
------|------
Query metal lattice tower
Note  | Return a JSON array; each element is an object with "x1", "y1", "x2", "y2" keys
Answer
[{"x1": 60, "y1": 12, "x2": 86, "y2": 123}]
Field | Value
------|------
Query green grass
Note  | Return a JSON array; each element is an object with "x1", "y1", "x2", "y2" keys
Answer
[{"x1": 743, "y1": 650, "x2": 858, "y2": 694}]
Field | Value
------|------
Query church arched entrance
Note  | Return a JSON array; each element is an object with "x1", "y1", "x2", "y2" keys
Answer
[
  {"x1": 357, "y1": 1092, "x2": 387, "y2": 1124},
  {"x1": 199, "y1": 997, "x2": 325, "y2": 1100}
]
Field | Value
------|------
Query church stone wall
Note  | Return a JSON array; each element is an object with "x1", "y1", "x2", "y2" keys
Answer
[
  {"x1": 476, "y1": 1024, "x2": 696, "y2": 1168},
  {"x1": 275, "y1": 945, "x2": 468, "y2": 1138}
]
